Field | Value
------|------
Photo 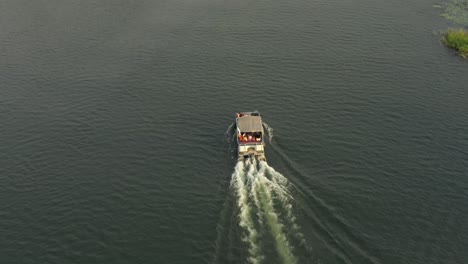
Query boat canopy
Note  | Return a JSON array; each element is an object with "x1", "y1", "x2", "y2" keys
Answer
[{"x1": 237, "y1": 116, "x2": 263, "y2": 132}]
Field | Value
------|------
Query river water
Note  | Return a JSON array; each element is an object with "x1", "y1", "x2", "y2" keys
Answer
[{"x1": 1, "y1": 0, "x2": 467, "y2": 263}]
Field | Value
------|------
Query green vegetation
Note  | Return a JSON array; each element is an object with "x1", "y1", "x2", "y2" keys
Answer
[
  {"x1": 441, "y1": 0, "x2": 468, "y2": 25},
  {"x1": 442, "y1": 28, "x2": 468, "y2": 58}
]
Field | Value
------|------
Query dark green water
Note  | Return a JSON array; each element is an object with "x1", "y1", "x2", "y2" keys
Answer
[{"x1": 1, "y1": 0, "x2": 467, "y2": 263}]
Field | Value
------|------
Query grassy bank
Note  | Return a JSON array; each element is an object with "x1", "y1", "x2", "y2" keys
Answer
[{"x1": 442, "y1": 28, "x2": 468, "y2": 58}]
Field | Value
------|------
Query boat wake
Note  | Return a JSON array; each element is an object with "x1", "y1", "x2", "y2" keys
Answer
[{"x1": 230, "y1": 157, "x2": 306, "y2": 264}]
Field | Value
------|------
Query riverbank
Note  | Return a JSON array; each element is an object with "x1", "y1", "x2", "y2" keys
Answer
[{"x1": 442, "y1": 28, "x2": 468, "y2": 58}]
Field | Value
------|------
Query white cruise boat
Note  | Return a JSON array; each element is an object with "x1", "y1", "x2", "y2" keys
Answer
[{"x1": 235, "y1": 111, "x2": 266, "y2": 161}]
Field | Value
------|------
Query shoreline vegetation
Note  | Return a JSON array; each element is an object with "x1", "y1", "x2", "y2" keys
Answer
[
  {"x1": 436, "y1": 0, "x2": 468, "y2": 58},
  {"x1": 442, "y1": 28, "x2": 468, "y2": 58},
  {"x1": 441, "y1": 0, "x2": 468, "y2": 25}
]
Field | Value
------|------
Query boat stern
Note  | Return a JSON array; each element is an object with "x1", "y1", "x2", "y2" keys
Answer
[{"x1": 238, "y1": 143, "x2": 266, "y2": 161}]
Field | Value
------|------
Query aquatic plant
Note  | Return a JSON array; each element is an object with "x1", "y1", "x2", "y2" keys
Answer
[
  {"x1": 441, "y1": 0, "x2": 468, "y2": 25},
  {"x1": 442, "y1": 28, "x2": 468, "y2": 58}
]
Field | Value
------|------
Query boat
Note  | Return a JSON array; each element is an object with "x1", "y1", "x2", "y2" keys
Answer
[{"x1": 235, "y1": 111, "x2": 266, "y2": 161}]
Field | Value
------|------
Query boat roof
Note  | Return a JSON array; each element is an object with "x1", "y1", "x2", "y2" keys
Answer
[
  {"x1": 237, "y1": 115, "x2": 263, "y2": 132},
  {"x1": 239, "y1": 111, "x2": 260, "y2": 116}
]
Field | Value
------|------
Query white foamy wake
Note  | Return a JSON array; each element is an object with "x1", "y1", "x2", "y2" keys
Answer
[
  {"x1": 230, "y1": 160, "x2": 263, "y2": 263},
  {"x1": 231, "y1": 157, "x2": 304, "y2": 264},
  {"x1": 262, "y1": 123, "x2": 274, "y2": 143},
  {"x1": 225, "y1": 123, "x2": 236, "y2": 144}
]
